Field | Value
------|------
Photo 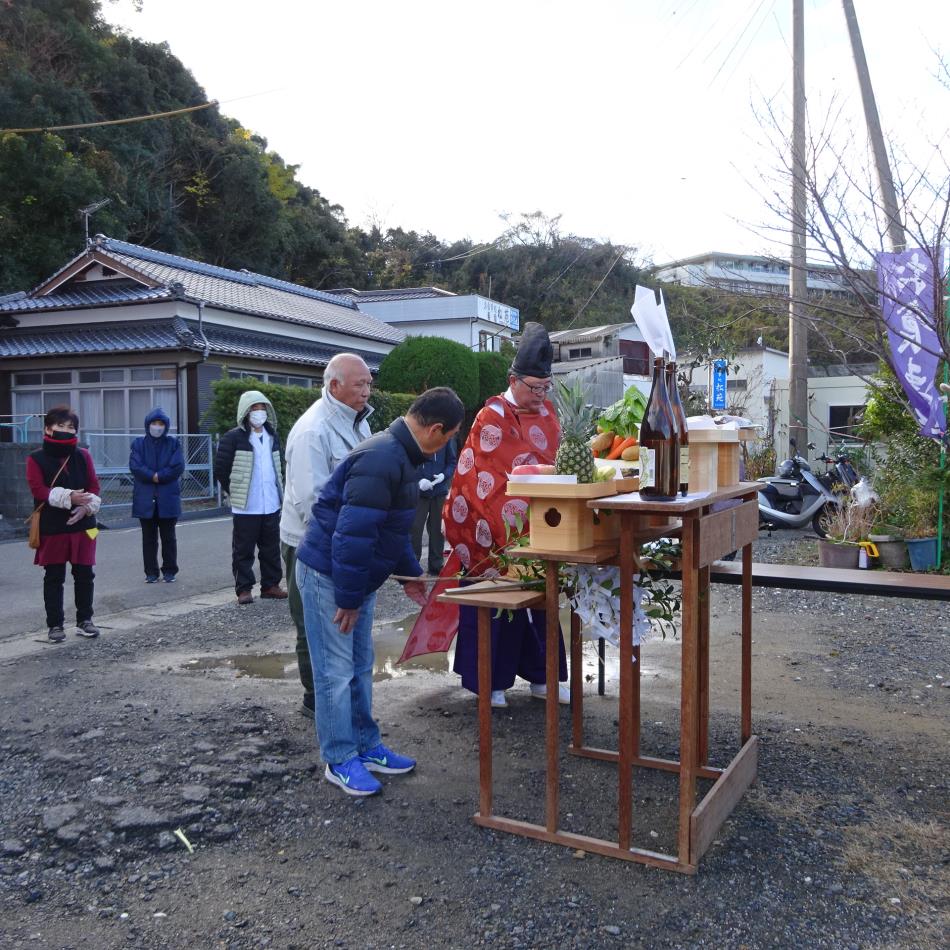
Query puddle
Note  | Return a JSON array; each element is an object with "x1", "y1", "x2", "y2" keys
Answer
[
  {"x1": 180, "y1": 610, "x2": 661, "y2": 685},
  {"x1": 182, "y1": 614, "x2": 452, "y2": 682}
]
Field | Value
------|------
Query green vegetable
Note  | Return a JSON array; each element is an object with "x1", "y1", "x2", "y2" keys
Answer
[{"x1": 597, "y1": 387, "x2": 648, "y2": 438}]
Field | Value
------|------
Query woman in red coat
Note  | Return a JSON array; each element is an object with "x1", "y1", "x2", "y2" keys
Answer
[{"x1": 25, "y1": 406, "x2": 103, "y2": 642}]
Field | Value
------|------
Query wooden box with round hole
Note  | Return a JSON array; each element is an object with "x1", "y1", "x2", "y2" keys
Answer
[{"x1": 506, "y1": 480, "x2": 617, "y2": 553}]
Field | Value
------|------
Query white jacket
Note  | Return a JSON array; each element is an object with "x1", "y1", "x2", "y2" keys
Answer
[{"x1": 279, "y1": 390, "x2": 373, "y2": 547}]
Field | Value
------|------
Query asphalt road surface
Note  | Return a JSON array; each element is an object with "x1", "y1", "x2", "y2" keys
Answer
[{"x1": 2, "y1": 516, "x2": 237, "y2": 640}]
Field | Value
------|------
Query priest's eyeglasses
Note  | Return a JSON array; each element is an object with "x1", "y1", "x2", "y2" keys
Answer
[{"x1": 515, "y1": 377, "x2": 555, "y2": 396}]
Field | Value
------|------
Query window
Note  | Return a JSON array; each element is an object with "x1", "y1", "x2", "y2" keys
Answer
[
  {"x1": 227, "y1": 370, "x2": 313, "y2": 388},
  {"x1": 828, "y1": 405, "x2": 864, "y2": 442},
  {"x1": 568, "y1": 347, "x2": 592, "y2": 359},
  {"x1": 726, "y1": 379, "x2": 748, "y2": 391}
]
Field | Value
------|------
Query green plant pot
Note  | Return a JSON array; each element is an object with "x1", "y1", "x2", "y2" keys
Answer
[
  {"x1": 869, "y1": 536, "x2": 909, "y2": 571},
  {"x1": 906, "y1": 537, "x2": 938, "y2": 571},
  {"x1": 818, "y1": 539, "x2": 861, "y2": 569}
]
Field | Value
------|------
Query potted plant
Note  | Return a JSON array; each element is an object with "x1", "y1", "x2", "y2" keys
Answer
[
  {"x1": 817, "y1": 499, "x2": 874, "y2": 569},
  {"x1": 902, "y1": 486, "x2": 939, "y2": 571},
  {"x1": 868, "y1": 490, "x2": 910, "y2": 570}
]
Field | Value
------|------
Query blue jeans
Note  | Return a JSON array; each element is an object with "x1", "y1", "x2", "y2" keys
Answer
[{"x1": 297, "y1": 562, "x2": 379, "y2": 765}]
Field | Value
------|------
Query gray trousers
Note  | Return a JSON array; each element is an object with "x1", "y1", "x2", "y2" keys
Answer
[{"x1": 411, "y1": 494, "x2": 446, "y2": 573}]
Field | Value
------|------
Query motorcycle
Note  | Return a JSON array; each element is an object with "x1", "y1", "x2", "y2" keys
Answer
[
  {"x1": 757, "y1": 440, "x2": 841, "y2": 536},
  {"x1": 814, "y1": 450, "x2": 860, "y2": 493}
]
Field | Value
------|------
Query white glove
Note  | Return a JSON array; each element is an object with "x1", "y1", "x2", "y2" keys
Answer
[
  {"x1": 431, "y1": 473, "x2": 445, "y2": 486},
  {"x1": 418, "y1": 478, "x2": 434, "y2": 492}
]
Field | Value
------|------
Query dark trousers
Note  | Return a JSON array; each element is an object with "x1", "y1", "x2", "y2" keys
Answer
[
  {"x1": 232, "y1": 512, "x2": 282, "y2": 594},
  {"x1": 281, "y1": 541, "x2": 314, "y2": 701},
  {"x1": 44, "y1": 563, "x2": 94, "y2": 628},
  {"x1": 140, "y1": 514, "x2": 178, "y2": 578},
  {"x1": 411, "y1": 494, "x2": 446, "y2": 573}
]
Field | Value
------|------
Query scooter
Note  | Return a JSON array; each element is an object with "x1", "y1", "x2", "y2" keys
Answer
[
  {"x1": 757, "y1": 440, "x2": 840, "y2": 536},
  {"x1": 814, "y1": 450, "x2": 860, "y2": 492}
]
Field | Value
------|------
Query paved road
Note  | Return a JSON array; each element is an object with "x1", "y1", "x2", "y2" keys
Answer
[{"x1": 2, "y1": 516, "x2": 240, "y2": 638}]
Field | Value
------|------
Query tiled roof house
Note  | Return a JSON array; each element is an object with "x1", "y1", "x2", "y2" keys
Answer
[{"x1": 0, "y1": 236, "x2": 404, "y2": 438}]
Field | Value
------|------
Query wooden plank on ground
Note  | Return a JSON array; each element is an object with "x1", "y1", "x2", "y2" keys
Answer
[
  {"x1": 708, "y1": 561, "x2": 950, "y2": 601},
  {"x1": 690, "y1": 736, "x2": 758, "y2": 862}
]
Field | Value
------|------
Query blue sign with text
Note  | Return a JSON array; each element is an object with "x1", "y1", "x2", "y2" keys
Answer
[{"x1": 711, "y1": 359, "x2": 728, "y2": 411}]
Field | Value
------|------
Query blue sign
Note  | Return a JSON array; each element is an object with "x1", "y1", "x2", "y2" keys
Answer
[{"x1": 711, "y1": 359, "x2": 728, "y2": 411}]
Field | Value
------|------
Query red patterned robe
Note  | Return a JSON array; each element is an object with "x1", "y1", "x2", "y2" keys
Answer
[{"x1": 399, "y1": 391, "x2": 561, "y2": 669}]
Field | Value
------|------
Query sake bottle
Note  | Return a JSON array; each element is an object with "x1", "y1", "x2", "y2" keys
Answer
[
  {"x1": 639, "y1": 356, "x2": 679, "y2": 501},
  {"x1": 666, "y1": 361, "x2": 689, "y2": 496}
]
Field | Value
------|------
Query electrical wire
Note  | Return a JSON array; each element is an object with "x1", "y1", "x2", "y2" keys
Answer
[
  {"x1": 1, "y1": 100, "x2": 219, "y2": 134},
  {"x1": 563, "y1": 247, "x2": 628, "y2": 330}
]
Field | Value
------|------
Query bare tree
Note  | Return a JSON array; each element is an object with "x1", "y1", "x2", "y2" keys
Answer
[{"x1": 751, "y1": 82, "x2": 949, "y2": 418}]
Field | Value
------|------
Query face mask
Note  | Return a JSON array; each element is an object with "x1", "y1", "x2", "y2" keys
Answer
[
  {"x1": 149, "y1": 424, "x2": 166, "y2": 438},
  {"x1": 50, "y1": 430, "x2": 77, "y2": 442},
  {"x1": 248, "y1": 410, "x2": 268, "y2": 428}
]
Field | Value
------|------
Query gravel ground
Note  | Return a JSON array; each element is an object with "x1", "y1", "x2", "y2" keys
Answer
[{"x1": 1, "y1": 531, "x2": 947, "y2": 949}]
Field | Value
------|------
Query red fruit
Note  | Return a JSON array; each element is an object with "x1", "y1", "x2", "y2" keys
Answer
[{"x1": 511, "y1": 464, "x2": 557, "y2": 476}]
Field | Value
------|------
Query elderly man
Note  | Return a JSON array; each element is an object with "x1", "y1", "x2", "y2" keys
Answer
[
  {"x1": 280, "y1": 354, "x2": 374, "y2": 719},
  {"x1": 405, "y1": 323, "x2": 567, "y2": 709},
  {"x1": 296, "y1": 387, "x2": 464, "y2": 796}
]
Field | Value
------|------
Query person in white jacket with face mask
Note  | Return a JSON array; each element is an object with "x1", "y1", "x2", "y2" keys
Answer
[{"x1": 279, "y1": 354, "x2": 374, "y2": 719}]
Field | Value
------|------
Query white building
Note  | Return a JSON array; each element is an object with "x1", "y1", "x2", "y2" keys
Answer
[
  {"x1": 654, "y1": 251, "x2": 854, "y2": 301},
  {"x1": 686, "y1": 346, "x2": 870, "y2": 457},
  {"x1": 329, "y1": 287, "x2": 519, "y2": 352}
]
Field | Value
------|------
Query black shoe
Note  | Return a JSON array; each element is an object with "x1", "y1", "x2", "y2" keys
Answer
[
  {"x1": 48, "y1": 626, "x2": 66, "y2": 643},
  {"x1": 300, "y1": 695, "x2": 315, "y2": 719}
]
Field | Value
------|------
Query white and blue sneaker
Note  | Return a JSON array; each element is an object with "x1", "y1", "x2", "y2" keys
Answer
[
  {"x1": 324, "y1": 759, "x2": 382, "y2": 797},
  {"x1": 359, "y1": 743, "x2": 416, "y2": 775}
]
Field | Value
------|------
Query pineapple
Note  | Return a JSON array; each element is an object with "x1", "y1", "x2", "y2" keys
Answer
[{"x1": 553, "y1": 380, "x2": 598, "y2": 483}]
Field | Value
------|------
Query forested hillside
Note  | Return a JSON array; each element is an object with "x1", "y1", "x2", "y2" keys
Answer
[{"x1": 1, "y1": 0, "x2": 810, "y2": 357}]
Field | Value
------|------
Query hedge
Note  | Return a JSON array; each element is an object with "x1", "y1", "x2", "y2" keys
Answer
[
  {"x1": 476, "y1": 350, "x2": 511, "y2": 406},
  {"x1": 375, "y1": 336, "x2": 480, "y2": 409},
  {"x1": 205, "y1": 376, "x2": 416, "y2": 443}
]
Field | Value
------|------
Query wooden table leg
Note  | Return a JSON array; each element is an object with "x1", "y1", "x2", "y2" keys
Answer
[
  {"x1": 678, "y1": 514, "x2": 699, "y2": 866},
  {"x1": 697, "y1": 564, "x2": 710, "y2": 767},
  {"x1": 544, "y1": 559, "x2": 560, "y2": 834},
  {"x1": 618, "y1": 514, "x2": 635, "y2": 851},
  {"x1": 741, "y1": 541, "x2": 752, "y2": 745},
  {"x1": 570, "y1": 609, "x2": 583, "y2": 749},
  {"x1": 477, "y1": 605, "x2": 492, "y2": 818}
]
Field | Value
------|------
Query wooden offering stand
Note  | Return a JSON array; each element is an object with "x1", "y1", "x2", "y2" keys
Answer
[{"x1": 440, "y1": 483, "x2": 761, "y2": 874}]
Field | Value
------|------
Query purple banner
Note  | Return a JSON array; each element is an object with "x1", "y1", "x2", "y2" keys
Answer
[{"x1": 876, "y1": 248, "x2": 946, "y2": 439}]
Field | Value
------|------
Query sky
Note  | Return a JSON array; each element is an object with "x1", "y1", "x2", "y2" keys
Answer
[{"x1": 105, "y1": 0, "x2": 950, "y2": 266}]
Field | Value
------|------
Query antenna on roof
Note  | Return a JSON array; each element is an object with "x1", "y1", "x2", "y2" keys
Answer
[{"x1": 79, "y1": 198, "x2": 112, "y2": 246}]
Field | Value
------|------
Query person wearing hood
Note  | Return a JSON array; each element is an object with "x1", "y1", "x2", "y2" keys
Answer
[
  {"x1": 25, "y1": 406, "x2": 103, "y2": 642},
  {"x1": 129, "y1": 408, "x2": 185, "y2": 583},
  {"x1": 214, "y1": 389, "x2": 288, "y2": 605}
]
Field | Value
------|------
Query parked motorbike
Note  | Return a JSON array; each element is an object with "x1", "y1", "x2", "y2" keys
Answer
[
  {"x1": 814, "y1": 450, "x2": 860, "y2": 493},
  {"x1": 757, "y1": 440, "x2": 841, "y2": 536}
]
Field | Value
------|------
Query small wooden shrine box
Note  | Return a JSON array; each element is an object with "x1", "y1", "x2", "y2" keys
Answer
[
  {"x1": 506, "y1": 480, "x2": 617, "y2": 553},
  {"x1": 688, "y1": 428, "x2": 739, "y2": 493}
]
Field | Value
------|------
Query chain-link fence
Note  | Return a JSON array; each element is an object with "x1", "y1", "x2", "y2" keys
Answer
[{"x1": 84, "y1": 433, "x2": 217, "y2": 511}]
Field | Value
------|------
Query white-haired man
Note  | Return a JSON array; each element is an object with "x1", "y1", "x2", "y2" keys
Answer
[{"x1": 280, "y1": 353, "x2": 374, "y2": 718}]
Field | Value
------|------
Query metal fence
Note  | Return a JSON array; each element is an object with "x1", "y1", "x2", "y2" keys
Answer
[{"x1": 83, "y1": 432, "x2": 217, "y2": 510}]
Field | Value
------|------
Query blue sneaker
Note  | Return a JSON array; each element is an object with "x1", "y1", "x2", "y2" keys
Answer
[
  {"x1": 359, "y1": 743, "x2": 416, "y2": 775},
  {"x1": 145, "y1": 575, "x2": 160, "y2": 584},
  {"x1": 324, "y1": 759, "x2": 381, "y2": 797},
  {"x1": 162, "y1": 574, "x2": 177, "y2": 583}
]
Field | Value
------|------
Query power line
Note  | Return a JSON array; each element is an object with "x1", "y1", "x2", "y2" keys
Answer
[
  {"x1": 563, "y1": 247, "x2": 628, "y2": 330},
  {"x1": 1, "y1": 100, "x2": 219, "y2": 134}
]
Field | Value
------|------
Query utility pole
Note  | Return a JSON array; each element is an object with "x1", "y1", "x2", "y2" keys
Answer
[
  {"x1": 787, "y1": 0, "x2": 809, "y2": 454},
  {"x1": 841, "y1": 0, "x2": 904, "y2": 251}
]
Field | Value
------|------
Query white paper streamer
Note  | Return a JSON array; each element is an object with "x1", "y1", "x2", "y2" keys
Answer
[
  {"x1": 630, "y1": 285, "x2": 675, "y2": 361},
  {"x1": 562, "y1": 564, "x2": 651, "y2": 650}
]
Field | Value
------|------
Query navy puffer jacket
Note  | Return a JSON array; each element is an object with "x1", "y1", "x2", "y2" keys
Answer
[
  {"x1": 129, "y1": 408, "x2": 185, "y2": 519},
  {"x1": 296, "y1": 417, "x2": 425, "y2": 609}
]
